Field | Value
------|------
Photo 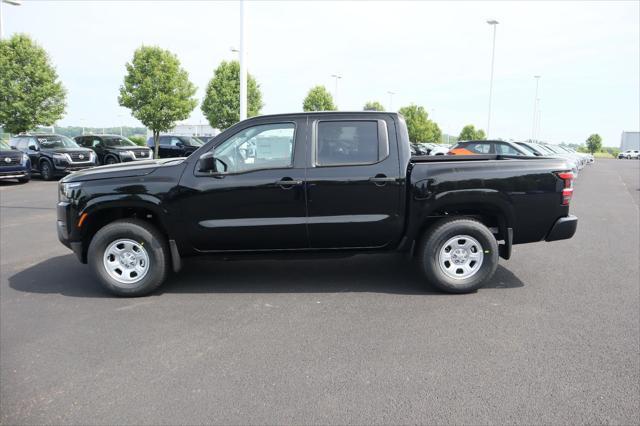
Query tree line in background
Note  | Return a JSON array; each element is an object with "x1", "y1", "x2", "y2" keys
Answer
[{"x1": 0, "y1": 33, "x2": 614, "y2": 156}]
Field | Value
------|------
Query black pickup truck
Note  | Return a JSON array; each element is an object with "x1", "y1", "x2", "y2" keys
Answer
[{"x1": 57, "y1": 112, "x2": 577, "y2": 296}]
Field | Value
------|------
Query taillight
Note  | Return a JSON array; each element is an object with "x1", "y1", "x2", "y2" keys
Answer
[{"x1": 557, "y1": 172, "x2": 574, "y2": 205}]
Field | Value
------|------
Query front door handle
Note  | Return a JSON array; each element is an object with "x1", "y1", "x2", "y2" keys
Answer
[
  {"x1": 369, "y1": 174, "x2": 395, "y2": 186},
  {"x1": 275, "y1": 178, "x2": 302, "y2": 188}
]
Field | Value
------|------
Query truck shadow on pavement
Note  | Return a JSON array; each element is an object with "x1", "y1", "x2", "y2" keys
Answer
[{"x1": 8, "y1": 253, "x2": 523, "y2": 298}]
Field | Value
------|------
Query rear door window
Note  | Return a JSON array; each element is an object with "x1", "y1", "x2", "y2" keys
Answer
[
  {"x1": 496, "y1": 143, "x2": 522, "y2": 155},
  {"x1": 467, "y1": 142, "x2": 492, "y2": 154},
  {"x1": 316, "y1": 121, "x2": 383, "y2": 166}
]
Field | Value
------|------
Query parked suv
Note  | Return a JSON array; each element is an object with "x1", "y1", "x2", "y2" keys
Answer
[
  {"x1": 146, "y1": 135, "x2": 204, "y2": 158},
  {"x1": 0, "y1": 140, "x2": 30, "y2": 183},
  {"x1": 75, "y1": 135, "x2": 153, "y2": 164},
  {"x1": 10, "y1": 133, "x2": 96, "y2": 180},
  {"x1": 618, "y1": 150, "x2": 639, "y2": 159}
]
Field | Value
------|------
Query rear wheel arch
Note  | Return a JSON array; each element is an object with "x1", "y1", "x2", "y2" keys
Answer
[{"x1": 413, "y1": 202, "x2": 512, "y2": 255}]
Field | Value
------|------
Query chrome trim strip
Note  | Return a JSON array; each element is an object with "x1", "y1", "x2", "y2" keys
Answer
[{"x1": 199, "y1": 214, "x2": 389, "y2": 228}]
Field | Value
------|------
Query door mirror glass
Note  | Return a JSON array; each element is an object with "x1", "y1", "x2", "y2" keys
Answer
[{"x1": 198, "y1": 152, "x2": 228, "y2": 173}]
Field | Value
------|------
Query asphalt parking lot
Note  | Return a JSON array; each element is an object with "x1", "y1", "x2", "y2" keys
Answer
[{"x1": 1, "y1": 159, "x2": 638, "y2": 425}]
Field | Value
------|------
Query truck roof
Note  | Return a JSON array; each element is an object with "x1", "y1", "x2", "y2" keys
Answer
[{"x1": 244, "y1": 111, "x2": 400, "y2": 119}]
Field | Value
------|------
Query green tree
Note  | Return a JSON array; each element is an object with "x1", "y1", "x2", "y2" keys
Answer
[
  {"x1": 0, "y1": 34, "x2": 66, "y2": 134},
  {"x1": 363, "y1": 101, "x2": 384, "y2": 111},
  {"x1": 118, "y1": 46, "x2": 197, "y2": 159},
  {"x1": 458, "y1": 124, "x2": 486, "y2": 141},
  {"x1": 302, "y1": 86, "x2": 336, "y2": 111},
  {"x1": 398, "y1": 104, "x2": 441, "y2": 143},
  {"x1": 201, "y1": 60, "x2": 263, "y2": 130},
  {"x1": 585, "y1": 134, "x2": 602, "y2": 154}
]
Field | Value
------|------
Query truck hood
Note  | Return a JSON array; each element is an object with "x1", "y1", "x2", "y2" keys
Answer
[{"x1": 61, "y1": 158, "x2": 185, "y2": 183}]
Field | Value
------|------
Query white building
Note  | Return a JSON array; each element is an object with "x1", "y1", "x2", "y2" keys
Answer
[
  {"x1": 147, "y1": 124, "x2": 220, "y2": 139},
  {"x1": 620, "y1": 131, "x2": 640, "y2": 151}
]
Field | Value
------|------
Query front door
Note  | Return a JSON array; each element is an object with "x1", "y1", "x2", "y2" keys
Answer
[
  {"x1": 179, "y1": 118, "x2": 308, "y2": 251},
  {"x1": 305, "y1": 117, "x2": 403, "y2": 248}
]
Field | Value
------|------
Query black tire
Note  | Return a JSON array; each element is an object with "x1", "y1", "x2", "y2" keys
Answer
[
  {"x1": 40, "y1": 160, "x2": 54, "y2": 181},
  {"x1": 105, "y1": 156, "x2": 118, "y2": 165},
  {"x1": 87, "y1": 219, "x2": 169, "y2": 297},
  {"x1": 418, "y1": 218, "x2": 499, "y2": 293}
]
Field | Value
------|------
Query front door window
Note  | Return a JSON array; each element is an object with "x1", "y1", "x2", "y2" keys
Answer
[{"x1": 214, "y1": 123, "x2": 295, "y2": 173}]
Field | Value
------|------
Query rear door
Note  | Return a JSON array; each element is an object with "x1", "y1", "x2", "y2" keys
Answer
[{"x1": 305, "y1": 116, "x2": 403, "y2": 248}]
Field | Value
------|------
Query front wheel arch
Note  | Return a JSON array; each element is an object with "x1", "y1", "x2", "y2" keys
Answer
[{"x1": 79, "y1": 204, "x2": 173, "y2": 263}]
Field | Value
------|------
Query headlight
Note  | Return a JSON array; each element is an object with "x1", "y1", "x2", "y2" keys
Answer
[
  {"x1": 119, "y1": 150, "x2": 134, "y2": 159},
  {"x1": 52, "y1": 153, "x2": 70, "y2": 165},
  {"x1": 21, "y1": 153, "x2": 29, "y2": 165},
  {"x1": 59, "y1": 181, "x2": 81, "y2": 202}
]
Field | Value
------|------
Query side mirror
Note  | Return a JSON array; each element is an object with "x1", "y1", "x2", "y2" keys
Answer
[
  {"x1": 198, "y1": 152, "x2": 228, "y2": 173},
  {"x1": 28, "y1": 145, "x2": 39, "y2": 151},
  {"x1": 175, "y1": 141, "x2": 184, "y2": 148}
]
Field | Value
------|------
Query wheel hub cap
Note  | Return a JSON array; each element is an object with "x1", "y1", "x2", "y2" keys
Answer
[
  {"x1": 438, "y1": 235, "x2": 484, "y2": 280},
  {"x1": 103, "y1": 239, "x2": 150, "y2": 286}
]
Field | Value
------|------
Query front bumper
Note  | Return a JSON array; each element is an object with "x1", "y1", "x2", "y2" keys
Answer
[
  {"x1": 55, "y1": 164, "x2": 95, "y2": 174},
  {"x1": 57, "y1": 201, "x2": 84, "y2": 262},
  {"x1": 545, "y1": 215, "x2": 578, "y2": 242},
  {"x1": 0, "y1": 169, "x2": 29, "y2": 180}
]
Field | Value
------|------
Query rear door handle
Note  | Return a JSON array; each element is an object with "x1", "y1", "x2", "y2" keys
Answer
[
  {"x1": 369, "y1": 175, "x2": 395, "y2": 186},
  {"x1": 275, "y1": 178, "x2": 302, "y2": 188}
]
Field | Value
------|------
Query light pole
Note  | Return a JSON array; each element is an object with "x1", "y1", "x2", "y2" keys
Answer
[
  {"x1": 531, "y1": 75, "x2": 541, "y2": 141},
  {"x1": 387, "y1": 91, "x2": 395, "y2": 111},
  {"x1": 486, "y1": 19, "x2": 499, "y2": 138},
  {"x1": 117, "y1": 114, "x2": 124, "y2": 136},
  {"x1": 331, "y1": 74, "x2": 342, "y2": 108},
  {"x1": 239, "y1": 0, "x2": 247, "y2": 121},
  {"x1": 533, "y1": 97, "x2": 540, "y2": 141},
  {"x1": 0, "y1": 0, "x2": 22, "y2": 40}
]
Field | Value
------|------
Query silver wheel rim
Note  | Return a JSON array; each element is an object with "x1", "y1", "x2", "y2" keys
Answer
[
  {"x1": 438, "y1": 235, "x2": 484, "y2": 280},
  {"x1": 103, "y1": 239, "x2": 150, "y2": 285}
]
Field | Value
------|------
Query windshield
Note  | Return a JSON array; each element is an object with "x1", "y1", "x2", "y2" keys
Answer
[
  {"x1": 183, "y1": 136, "x2": 204, "y2": 146},
  {"x1": 544, "y1": 145, "x2": 563, "y2": 154},
  {"x1": 533, "y1": 143, "x2": 554, "y2": 154},
  {"x1": 36, "y1": 135, "x2": 80, "y2": 149},
  {"x1": 103, "y1": 136, "x2": 137, "y2": 147},
  {"x1": 0, "y1": 141, "x2": 11, "y2": 150},
  {"x1": 515, "y1": 143, "x2": 536, "y2": 156}
]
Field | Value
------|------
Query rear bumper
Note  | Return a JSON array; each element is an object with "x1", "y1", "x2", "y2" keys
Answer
[{"x1": 545, "y1": 215, "x2": 578, "y2": 242}]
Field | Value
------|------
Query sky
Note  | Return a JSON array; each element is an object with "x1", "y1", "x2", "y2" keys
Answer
[{"x1": 3, "y1": 0, "x2": 639, "y2": 146}]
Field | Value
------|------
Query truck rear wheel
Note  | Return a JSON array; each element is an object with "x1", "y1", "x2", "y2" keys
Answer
[
  {"x1": 419, "y1": 218, "x2": 499, "y2": 293},
  {"x1": 87, "y1": 219, "x2": 169, "y2": 297}
]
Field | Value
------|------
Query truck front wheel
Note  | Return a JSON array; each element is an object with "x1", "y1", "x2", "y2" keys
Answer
[
  {"x1": 87, "y1": 219, "x2": 169, "y2": 297},
  {"x1": 419, "y1": 218, "x2": 499, "y2": 293}
]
